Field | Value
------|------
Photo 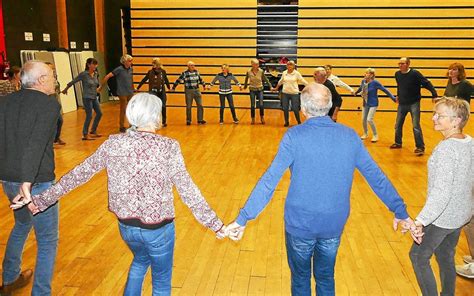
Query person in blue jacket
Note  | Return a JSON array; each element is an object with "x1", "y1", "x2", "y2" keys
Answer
[
  {"x1": 225, "y1": 83, "x2": 414, "y2": 296},
  {"x1": 355, "y1": 68, "x2": 396, "y2": 142}
]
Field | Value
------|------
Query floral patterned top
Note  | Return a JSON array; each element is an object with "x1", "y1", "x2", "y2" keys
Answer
[{"x1": 32, "y1": 131, "x2": 224, "y2": 232}]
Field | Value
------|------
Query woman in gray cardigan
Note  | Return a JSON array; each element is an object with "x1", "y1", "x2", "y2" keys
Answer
[{"x1": 409, "y1": 97, "x2": 473, "y2": 296}]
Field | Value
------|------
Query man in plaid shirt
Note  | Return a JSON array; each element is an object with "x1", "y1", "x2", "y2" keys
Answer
[{"x1": 172, "y1": 61, "x2": 207, "y2": 125}]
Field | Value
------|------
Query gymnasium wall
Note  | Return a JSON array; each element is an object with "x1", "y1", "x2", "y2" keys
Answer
[{"x1": 130, "y1": 0, "x2": 474, "y2": 112}]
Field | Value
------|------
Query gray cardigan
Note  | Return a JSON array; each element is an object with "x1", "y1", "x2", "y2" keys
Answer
[{"x1": 417, "y1": 136, "x2": 473, "y2": 229}]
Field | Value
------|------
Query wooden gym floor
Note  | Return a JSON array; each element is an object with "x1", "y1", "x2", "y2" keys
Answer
[{"x1": 0, "y1": 101, "x2": 473, "y2": 295}]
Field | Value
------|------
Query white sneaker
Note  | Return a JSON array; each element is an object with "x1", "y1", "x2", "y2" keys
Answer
[
  {"x1": 371, "y1": 135, "x2": 379, "y2": 142},
  {"x1": 360, "y1": 134, "x2": 368, "y2": 140},
  {"x1": 463, "y1": 255, "x2": 473, "y2": 264},
  {"x1": 456, "y1": 263, "x2": 474, "y2": 278}
]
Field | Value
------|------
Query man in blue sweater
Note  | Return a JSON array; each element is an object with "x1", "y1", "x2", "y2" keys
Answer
[
  {"x1": 226, "y1": 83, "x2": 414, "y2": 296},
  {"x1": 391, "y1": 57, "x2": 438, "y2": 156}
]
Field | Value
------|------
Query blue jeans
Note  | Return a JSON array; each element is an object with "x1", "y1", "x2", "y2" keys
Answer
[
  {"x1": 394, "y1": 101, "x2": 424, "y2": 149},
  {"x1": 219, "y1": 93, "x2": 237, "y2": 122},
  {"x1": 285, "y1": 232, "x2": 341, "y2": 296},
  {"x1": 83, "y1": 97, "x2": 102, "y2": 136},
  {"x1": 281, "y1": 93, "x2": 301, "y2": 124},
  {"x1": 2, "y1": 181, "x2": 58, "y2": 296},
  {"x1": 119, "y1": 222, "x2": 175, "y2": 296},
  {"x1": 249, "y1": 90, "x2": 264, "y2": 118}
]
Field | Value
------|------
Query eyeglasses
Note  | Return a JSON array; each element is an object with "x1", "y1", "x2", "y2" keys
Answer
[{"x1": 432, "y1": 112, "x2": 456, "y2": 120}]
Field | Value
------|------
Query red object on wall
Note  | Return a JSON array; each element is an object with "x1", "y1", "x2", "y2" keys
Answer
[
  {"x1": 0, "y1": 0, "x2": 8, "y2": 80},
  {"x1": 0, "y1": 0, "x2": 5, "y2": 57}
]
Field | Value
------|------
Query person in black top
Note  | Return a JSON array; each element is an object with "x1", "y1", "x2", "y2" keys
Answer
[
  {"x1": 313, "y1": 67, "x2": 342, "y2": 122},
  {"x1": 0, "y1": 61, "x2": 61, "y2": 295},
  {"x1": 136, "y1": 58, "x2": 171, "y2": 126},
  {"x1": 444, "y1": 62, "x2": 472, "y2": 103},
  {"x1": 391, "y1": 57, "x2": 438, "y2": 156}
]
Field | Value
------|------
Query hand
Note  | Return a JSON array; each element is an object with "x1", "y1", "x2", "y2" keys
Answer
[
  {"x1": 170, "y1": 88, "x2": 175, "y2": 92},
  {"x1": 351, "y1": 91, "x2": 356, "y2": 96},
  {"x1": 216, "y1": 225, "x2": 228, "y2": 240},
  {"x1": 410, "y1": 221, "x2": 424, "y2": 244},
  {"x1": 10, "y1": 182, "x2": 32, "y2": 210},
  {"x1": 393, "y1": 217, "x2": 415, "y2": 234},
  {"x1": 61, "y1": 89, "x2": 68, "y2": 95},
  {"x1": 239, "y1": 86, "x2": 244, "y2": 91},
  {"x1": 202, "y1": 85, "x2": 207, "y2": 91},
  {"x1": 226, "y1": 221, "x2": 245, "y2": 241},
  {"x1": 395, "y1": 96, "x2": 399, "y2": 104},
  {"x1": 133, "y1": 88, "x2": 138, "y2": 93},
  {"x1": 331, "y1": 114, "x2": 338, "y2": 122},
  {"x1": 97, "y1": 86, "x2": 102, "y2": 92}
]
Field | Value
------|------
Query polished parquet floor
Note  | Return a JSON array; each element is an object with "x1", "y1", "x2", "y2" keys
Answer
[{"x1": 0, "y1": 101, "x2": 473, "y2": 295}]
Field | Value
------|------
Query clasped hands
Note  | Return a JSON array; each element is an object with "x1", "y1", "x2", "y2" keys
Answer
[
  {"x1": 9, "y1": 183, "x2": 41, "y2": 215},
  {"x1": 215, "y1": 221, "x2": 245, "y2": 241},
  {"x1": 393, "y1": 217, "x2": 424, "y2": 244}
]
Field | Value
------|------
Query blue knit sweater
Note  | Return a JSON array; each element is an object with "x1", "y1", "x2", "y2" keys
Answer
[{"x1": 236, "y1": 116, "x2": 409, "y2": 239}]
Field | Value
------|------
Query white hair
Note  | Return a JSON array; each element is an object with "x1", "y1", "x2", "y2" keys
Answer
[
  {"x1": 120, "y1": 54, "x2": 133, "y2": 64},
  {"x1": 301, "y1": 83, "x2": 333, "y2": 118},
  {"x1": 126, "y1": 93, "x2": 162, "y2": 130},
  {"x1": 20, "y1": 60, "x2": 50, "y2": 88}
]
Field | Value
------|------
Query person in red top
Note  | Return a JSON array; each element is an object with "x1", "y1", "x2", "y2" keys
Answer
[{"x1": 12, "y1": 93, "x2": 227, "y2": 295}]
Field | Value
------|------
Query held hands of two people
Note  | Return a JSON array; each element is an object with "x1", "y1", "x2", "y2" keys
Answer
[
  {"x1": 214, "y1": 221, "x2": 245, "y2": 241},
  {"x1": 393, "y1": 217, "x2": 424, "y2": 244},
  {"x1": 9, "y1": 182, "x2": 41, "y2": 215}
]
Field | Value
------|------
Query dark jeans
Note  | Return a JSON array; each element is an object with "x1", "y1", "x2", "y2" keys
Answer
[
  {"x1": 184, "y1": 88, "x2": 203, "y2": 123},
  {"x1": 281, "y1": 93, "x2": 301, "y2": 124},
  {"x1": 249, "y1": 90, "x2": 264, "y2": 118},
  {"x1": 55, "y1": 114, "x2": 63, "y2": 141},
  {"x1": 394, "y1": 101, "x2": 424, "y2": 149},
  {"x1": 83, "y1": 97, "x2": 102, "y2": 136},
  {"x1": 2, "y1": 181, "x2": 58, "y2": 296},
  {"x1": 119, "y1": 222, "x2": 175, "y2": 296},
  {"x1": 409, "y1": 224, "x2": 462, "y2": 296},
  {"x1": 219, "y1": 93, "x2": 237, "y2": 122},
  {"x1": 285, "y1": 232, "x2": 341, "y2": 296},
  {"x1": 151, "y1": 89, "x2": 167, "y2": 124}
]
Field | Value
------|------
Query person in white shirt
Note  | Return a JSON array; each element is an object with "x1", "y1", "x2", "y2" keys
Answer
[
  {"x1": 272, "y1": 61, "x2": 308, "y2": 126},
  {"x1": 324, "y1": 64, "x2": 354, "y2": 94}
]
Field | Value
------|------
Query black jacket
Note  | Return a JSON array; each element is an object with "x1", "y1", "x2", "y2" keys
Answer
[{"x1": 0, "y1": 88, "x2": 60, "y2": 183}]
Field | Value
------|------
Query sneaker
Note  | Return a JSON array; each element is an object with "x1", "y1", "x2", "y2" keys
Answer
[
  {"x1": 414, "y1": 148, "x2": 425, "y2": 156},
  {"x1": 371, "y1": 135, "x2": 379, "y2": 142},
  {"x1": 119, "y1": 127, "x2": 126, "y2": 133},
  {"x1": 0, "y1": 269, "x2": 33, "y2": 294},
  {"x1": 261, "y1": 117, "x2": 265, "y2": 125},
  {"x1": 360, "y1": 134, "x2": 368, "y2": 140},
  {"x1": 390, "y1": 143, "x2": 402, "y2": 149},
  {"x1": 219, "y1": 121, "x2": 224, "y2": 125},
  {"x1": 90, "y1": 133, "x2": 102, "y2": 138},
  {"x1": 162, "y1": 123, "x2": 167, "y2": 127},
  {"x1": 233, "y1": 119, "x2": 239, "y2": 124},
  {"x1": 456, "y1": 263, "x2": 474, "y2": 279},
  {"x1": 186, "y1": 121, "x2": 191, "y2": 126},
  {"x1": 82, "y1": 135, "x2": 95, "y2": 141},
  {"x1": 463, "y1": 255, "x2": 473, "y2": 264},
  {"x1": 198, "y1": 120, "x2": 207, "y2": 125},
  {"x1": 284, "y1": 122, "x2": 289, "y2": 127}
]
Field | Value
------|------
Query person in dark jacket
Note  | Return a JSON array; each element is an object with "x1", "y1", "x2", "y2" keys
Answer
[
  {"x1": 313, "y1": 67, "x2": 342, "y2": 122},
  {"x1": 0, "y1": 60, "x2": 61, "y2": 295},
  {"x1": 208, "y1": 64, "x2": 241, "y2": 124},
  {"x1": 391, "y1": 57, "x2": 438, "y2": 156},
  {"x1": 137, "y1": 58, "x2": 171, "y2": 127}
]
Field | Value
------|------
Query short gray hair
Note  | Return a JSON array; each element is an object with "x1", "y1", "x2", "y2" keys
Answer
[
  {"x1": 301, "y1": 83, "x2": 333, "y2": 118},
  {"x1": 20, "y1": 60, "x2": 50, "y2": 88},
  {"x1": 126, "y1": 93, "x2": 162, "y2": 130},
  {"x1": 120, "y1": 54, "x2": 133, "y2": 64}
]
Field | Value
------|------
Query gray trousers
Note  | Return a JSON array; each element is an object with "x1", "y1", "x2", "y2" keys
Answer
[
  {"x1": 409, "y1": 224, "x2": 462, "y2": 296},
  {"x1": 185, "y1": 88, "x2": 203, "y2": 122}
]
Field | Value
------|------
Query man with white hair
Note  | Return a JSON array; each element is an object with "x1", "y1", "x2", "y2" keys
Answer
[
  {"x1": 0, "y1": 61, "x2": 61, "y2": 295},
  {"x1": 226, "y1": 83, "x2": 414, "y2": 295},
  {"x1": 172, "y1": 61, "x2": 207, "y2": 125},
  {"x1": 313, "y1": 67, "x2": 343, "y2": 122}
]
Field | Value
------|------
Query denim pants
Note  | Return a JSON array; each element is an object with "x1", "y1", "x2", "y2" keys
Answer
[
  {"x1": 119, "y1": 222, "x2": 175, "y2": 296},
  {"x1": 362, "y1": 106, "x2": 378, "y2": 135},
  {"x1": 2, "y1": 181, "x2": 58, "y2": 296},
  {"x1": 249, "y1": 90, "x2": 264, "y2": 118},
  {"x1": 281, "y1": 93, "x2": 301, "y2": 124},
  {"x1": 219, "y1": 93, "x2": 237, "y2": 122},
  {"x1": 151, "y1": 90, "x2": 167, "y2": 124},
  {"x1": 83, "y1": 97, "x2": 102, "y2": 136},
  {"x1": 409, "y1": 224, "x2": 462, "y2": 296},
  {"x1": 285, "y1": 232, "x2": 341, "y2": 296},
  {"x1": 55, "y1": 113, "x2": 63, "y2": 141},
  {"x1": 394, "y1": 101, "x2": 424, "y2": 149},
  {"x1": 184, "y1": 88, "x2": 203, "y2": 123}
]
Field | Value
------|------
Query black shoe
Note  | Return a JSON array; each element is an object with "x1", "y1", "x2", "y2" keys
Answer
[
  {"x1": 119, "y1": 127, "x2": 126, "y2": 133},
  {"x1": 198, "y1": 120, "x2": 207, "y2": 125},
  {"x1": 414, "y1": 148, "x2": 425, "y2": 156},
  {"x1": 390, "y1": 143, "x2": 402, "y2": 149},
  {"x1": 162, "y1": 123, "x2": 167, "y2": 127},
  {"x1": 284, "y1": 122, "x2": 289, "y2": 127},
  {"x1": 186, "y1": 121, "x2": 191, "y2": 126}
]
